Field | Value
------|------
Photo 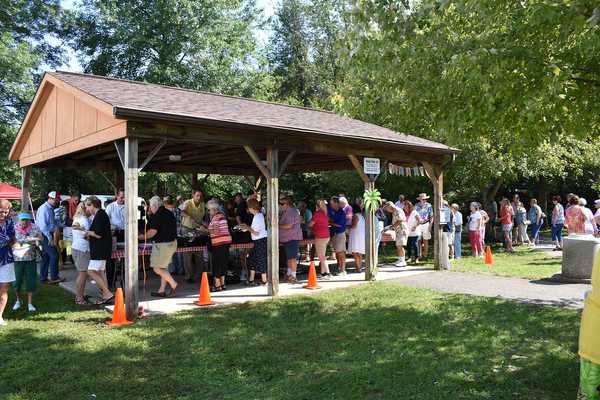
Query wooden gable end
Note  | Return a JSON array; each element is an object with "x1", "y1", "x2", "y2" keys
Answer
[{"x1": 10, "y1": 75, "x2": 128, "y2": 167}]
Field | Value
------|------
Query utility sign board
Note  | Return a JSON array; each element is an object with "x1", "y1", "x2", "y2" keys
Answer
[{"x1": 363, "y1": 157, "x2": 380, "y2": 175}]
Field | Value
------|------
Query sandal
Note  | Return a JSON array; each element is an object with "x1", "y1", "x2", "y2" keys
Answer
[
  {"x1": 169, "y1": 285, "x2": 178, "y2": 297},
  {"x1": 75, "y1": 297, "x2": 87, "y2": 305},
  {"x1": 151, "y1": 291, "x2": 167, "y2": 298},
  {"x1": 101, "y1": 295, "x2": 115, "y2": 304}
]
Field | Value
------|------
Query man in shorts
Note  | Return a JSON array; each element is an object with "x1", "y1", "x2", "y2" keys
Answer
[
  {"x1": 384, "y1": 202, "x2": 408, "y2": 267},
  {"x1": 142, "y1": 196, "x2": 178, "y2": 297},
  {"x1": 328, "y1": 197, "x2": 348, "y2": 275},
  {"x1": 279, "y1": 197, "x2": 303, "y2": 283},
  {"x1": 415, "y1": 193, "x2": 433, "y2": 258}
]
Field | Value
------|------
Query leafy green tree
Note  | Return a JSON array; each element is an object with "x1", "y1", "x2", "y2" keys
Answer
[
  {"x1": 0, "y1": 0, "x2": 68, "y2": 187},
  {"x1": 268, "y1": 0, "x2": 350, "y2": 108},
  {"x1": 67, "y1": 0, "x2": 267, "y2": 96},
  {"x1": 337, "y1": 0, "x2": 600, "y2": 203}
]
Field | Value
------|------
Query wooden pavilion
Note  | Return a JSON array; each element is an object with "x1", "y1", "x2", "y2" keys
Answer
[{"x1": 9, "y1": 71, "x2": 458, "y2": 320}]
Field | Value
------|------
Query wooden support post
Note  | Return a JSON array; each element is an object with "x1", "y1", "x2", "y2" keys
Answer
[
  {"x1": 348, "y1": 155, "x2": 378, "y2": 280},
  {"x1": 423, "y1": 162, "x2": 445, "y2": 270},
  {"x1": 124, "y1": 138, "x2": 139, "y2": 320},
  {"x1": 364, "y1": 180, "x2": 377, "y2": 280},
  {"x1": 266, "y1": 148, "x2": 279, "y2": 296},
  {"x1": 20, "y1": 167, "x2": 31, "y2": 212},
  {"x1": 244, "y1": 145, "x2": 279, "y2": 296}
]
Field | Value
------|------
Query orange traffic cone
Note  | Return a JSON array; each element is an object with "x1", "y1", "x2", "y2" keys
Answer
[
  {"x1": 484, "y1": 245, "x2": 493, "y2": 266},
  {"x1": 194, "y1": 272, "x2": 215, "y2": 306},
  {"x1": 106, "y1": 288, "x2": 133, "y2": 326},
  {"x1": 303, "y1": 261, "x2": 321, "y2": 290}
]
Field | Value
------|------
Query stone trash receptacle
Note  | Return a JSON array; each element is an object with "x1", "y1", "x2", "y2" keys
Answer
[{"x1": 562, "y1": 235, "x2": 600, "y2": 280}]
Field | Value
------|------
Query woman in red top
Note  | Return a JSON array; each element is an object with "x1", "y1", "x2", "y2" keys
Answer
[
  {"x1": 499, "y1": 198, "x2": 514, "y2": 252},
  {"x1": 308, "y1": 199, "x2": 331, "y2": 279},
  {"x1": 207, "y1": 200, "x2": 232, "y2": 291}
]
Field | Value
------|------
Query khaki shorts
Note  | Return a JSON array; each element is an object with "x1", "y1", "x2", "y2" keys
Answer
[
  {"x1": 72, "y1": 249, "x2": 90, "y2": 272},
  {"x1": 420, "y1": 222, "x2": 432, "y2": 240},
  {"x1": 331, "y1": 233, "x2": 346, "y2": 253},
  {"x1": 314, "y1": 237, "x2": 330, "y2": 257},
  {"x1": 395, "y1": 231, "x2": 408, "y2": 247},
  {"x1": 88, "y1": 259, "x2": 106, "y2": 271},
  {"x1": 151, "y1": 240, "x2": 177, "y2": 269}
]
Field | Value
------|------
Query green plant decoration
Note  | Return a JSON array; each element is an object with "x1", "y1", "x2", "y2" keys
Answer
[{"x1": 363, "y1": 188, "x2": 382, "y2": 212}]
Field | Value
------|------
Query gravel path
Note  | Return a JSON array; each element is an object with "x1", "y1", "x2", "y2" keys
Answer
[{"x1": 388, "y1": 270, "x2": 590, "y2": 308}]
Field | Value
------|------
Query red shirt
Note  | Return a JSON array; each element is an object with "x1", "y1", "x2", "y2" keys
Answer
[
  {"x1": 311, "y1": 210, "x2": 330, "y2": 239},
  {"x1": 500, "y1": 205, "x2": 513, "y2": 225}
]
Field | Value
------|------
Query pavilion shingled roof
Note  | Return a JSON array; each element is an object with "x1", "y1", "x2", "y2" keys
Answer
[{"x1": 48, "y1": 71, "x2": 456, "y2": 154}]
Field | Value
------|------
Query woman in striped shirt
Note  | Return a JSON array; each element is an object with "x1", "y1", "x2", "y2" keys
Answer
[{"x1": 207, "y1": 200, "x2": 232, "y2": 291}]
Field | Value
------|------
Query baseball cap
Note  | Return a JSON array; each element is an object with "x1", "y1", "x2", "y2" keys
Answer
[
  {"x1": 17, "y1": 212, "x2": 33, "y2": 220},
  {"x1": 595, "y1": 199, "x2": 600, "y2": 205},
  {"x1": 48, "y1": 191, "x2": 57, "y2": 199}
]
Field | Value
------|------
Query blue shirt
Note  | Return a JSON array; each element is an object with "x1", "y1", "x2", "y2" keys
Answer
[
  {"x1": 0, "y1": 218, "x2": 15, "y2": 265},
  {"x1": 36, "y1": 201, "x2": 57, "y2": 241},
  {"x1": 328, "y1": 207, "x2": 346, "y2": 235},
  {"x1": 416, "y1": 202, "x2": 433, "y2": 222}
]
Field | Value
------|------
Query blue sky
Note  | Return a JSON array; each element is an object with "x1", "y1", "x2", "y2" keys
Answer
[{"x1": 58, "y1": 0, "x2": 277, "y2": 72}]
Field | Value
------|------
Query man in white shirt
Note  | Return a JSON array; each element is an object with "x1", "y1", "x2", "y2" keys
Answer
[
  {"x1": 451, "y1": 204, "x2": 463, "y2": 259},
  {"x1": 395, "y1": 195, "x2": 406, "y2": 210},
  {"x1": 105, "y1": 189, "x2": 125, "y2": 233}
]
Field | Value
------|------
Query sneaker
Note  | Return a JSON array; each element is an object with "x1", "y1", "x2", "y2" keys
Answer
[
  {"x1": 319, "y1": 273, "x2": 331, "y2": 280},
  {"x1": 395, "y1": 260, "x2": 407, "y2": 267},
  {"x1": 0, "y1": 318, "x2": 6, "y2": 327},
  {"x1": 338, "y1": 270, "x2": 347, "y2": 276},
  {"x1": 12, "y1": 300, "x2": 21, "y2": 311},
  {"x1": 288, "y1": 276, "x2": 299, "y2": 284},
  {"x1": 28, "y1": 304, "x2": 36, "y2": 312}
]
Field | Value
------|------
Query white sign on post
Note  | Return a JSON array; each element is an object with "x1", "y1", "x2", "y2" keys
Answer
[{"x1": 363, "y1": 157, "x2": 380, "y2": 175}]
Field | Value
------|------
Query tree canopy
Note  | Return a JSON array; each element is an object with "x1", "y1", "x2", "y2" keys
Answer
[{"x1": 0, "y1": 0, "x2": 598, "y2": 206}]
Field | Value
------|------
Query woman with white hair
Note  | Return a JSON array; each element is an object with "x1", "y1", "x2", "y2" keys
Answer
[
  {"x1": 142, "y1": 196, "x2": 178, "y2": 297},
  {"x1": 207, "y1": 199, "x2": 232, "y2": 291},
  {"x1": 580, "y1": 198, "x2": 598, "y2": 236}
]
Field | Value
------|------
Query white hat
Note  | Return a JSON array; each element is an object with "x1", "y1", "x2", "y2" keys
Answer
[
  {"x1": 417, "y1": 193, "x2": 430, "y2": 200},
  {"x1": 48, "y1": 191, "x2": 57, "y2": 199},
  {"x1": 339, "y1": 196, "x2": 348, "y2": 205},
  {"x1": 594, "y1": 199, "x2": 600, "y2": 205}
]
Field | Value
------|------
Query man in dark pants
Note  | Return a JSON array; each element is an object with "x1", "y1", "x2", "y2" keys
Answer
[{"x1": 36, "y1": 191, "x2": 64, "y2": 284}]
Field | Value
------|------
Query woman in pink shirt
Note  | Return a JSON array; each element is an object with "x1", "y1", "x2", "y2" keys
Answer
[
  {"x1": 565, "y1": 195, "x2": 586, "y2": 235},
  {"x1": 308, "y1": 199, "x2": 331, "y2": 279}
]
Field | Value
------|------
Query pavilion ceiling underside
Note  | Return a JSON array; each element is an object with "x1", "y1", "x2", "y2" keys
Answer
[{"x1": 35, "y1": 138, "x2": 426, "y2": 175}]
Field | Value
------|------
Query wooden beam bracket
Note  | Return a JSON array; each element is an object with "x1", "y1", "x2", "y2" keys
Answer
[
  {"x1": 139, "y1": 139, "x2": 167, "y2": 171},
  {"x1": 114, "y1": 140, "x2": 125, "y2": 170},
  {"x1": 244, "y1": 145, "x2": 272, "y2": 178},
  {"x1": 278, "y1": 151, "x2": 296, "y2": 177}
]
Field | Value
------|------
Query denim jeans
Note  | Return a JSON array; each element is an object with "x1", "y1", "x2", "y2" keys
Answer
[
  {"x1": 40, "y1": 236, "x2": 59, "y2": 281},
  {"x1": 530, "y1": 220, "x2": 543, "y2": 242},
  {"x1": 406, "y1": 236, "x2": 420, "y2": 259},
  {"x1": 552, "y1": 223, "x2": 564, "y2": 243},
  {"x1": 453, "y1": 228, "x2": 462, "y2": 258},
  {"x1": 168, "y1": 252, "x2": 184, "y2": 274}
]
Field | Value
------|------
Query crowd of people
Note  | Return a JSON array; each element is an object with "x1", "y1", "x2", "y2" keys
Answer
[{"x1": 1, "y1": 186, "x2": 599, "y2": 327}]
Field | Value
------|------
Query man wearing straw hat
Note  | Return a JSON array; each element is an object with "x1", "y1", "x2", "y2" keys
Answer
[{"x1": 415, "y1": 193, "x2": 433, "y2": 259}]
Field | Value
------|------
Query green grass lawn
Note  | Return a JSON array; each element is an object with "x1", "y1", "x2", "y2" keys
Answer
[
  {"x1": 450, "y1": 245, "x2": 561, "y2": 280},
  {"x1": 1, "y1": 282, "x2": 579, "y2": 400}
]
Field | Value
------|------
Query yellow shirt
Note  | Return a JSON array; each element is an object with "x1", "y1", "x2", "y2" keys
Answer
[
  {"x1": 579, "y1": 248, "x2": 600, "y2": 364},
  {"x1": 181, "y1": 199, "x2": 205, "y2": 229}
]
